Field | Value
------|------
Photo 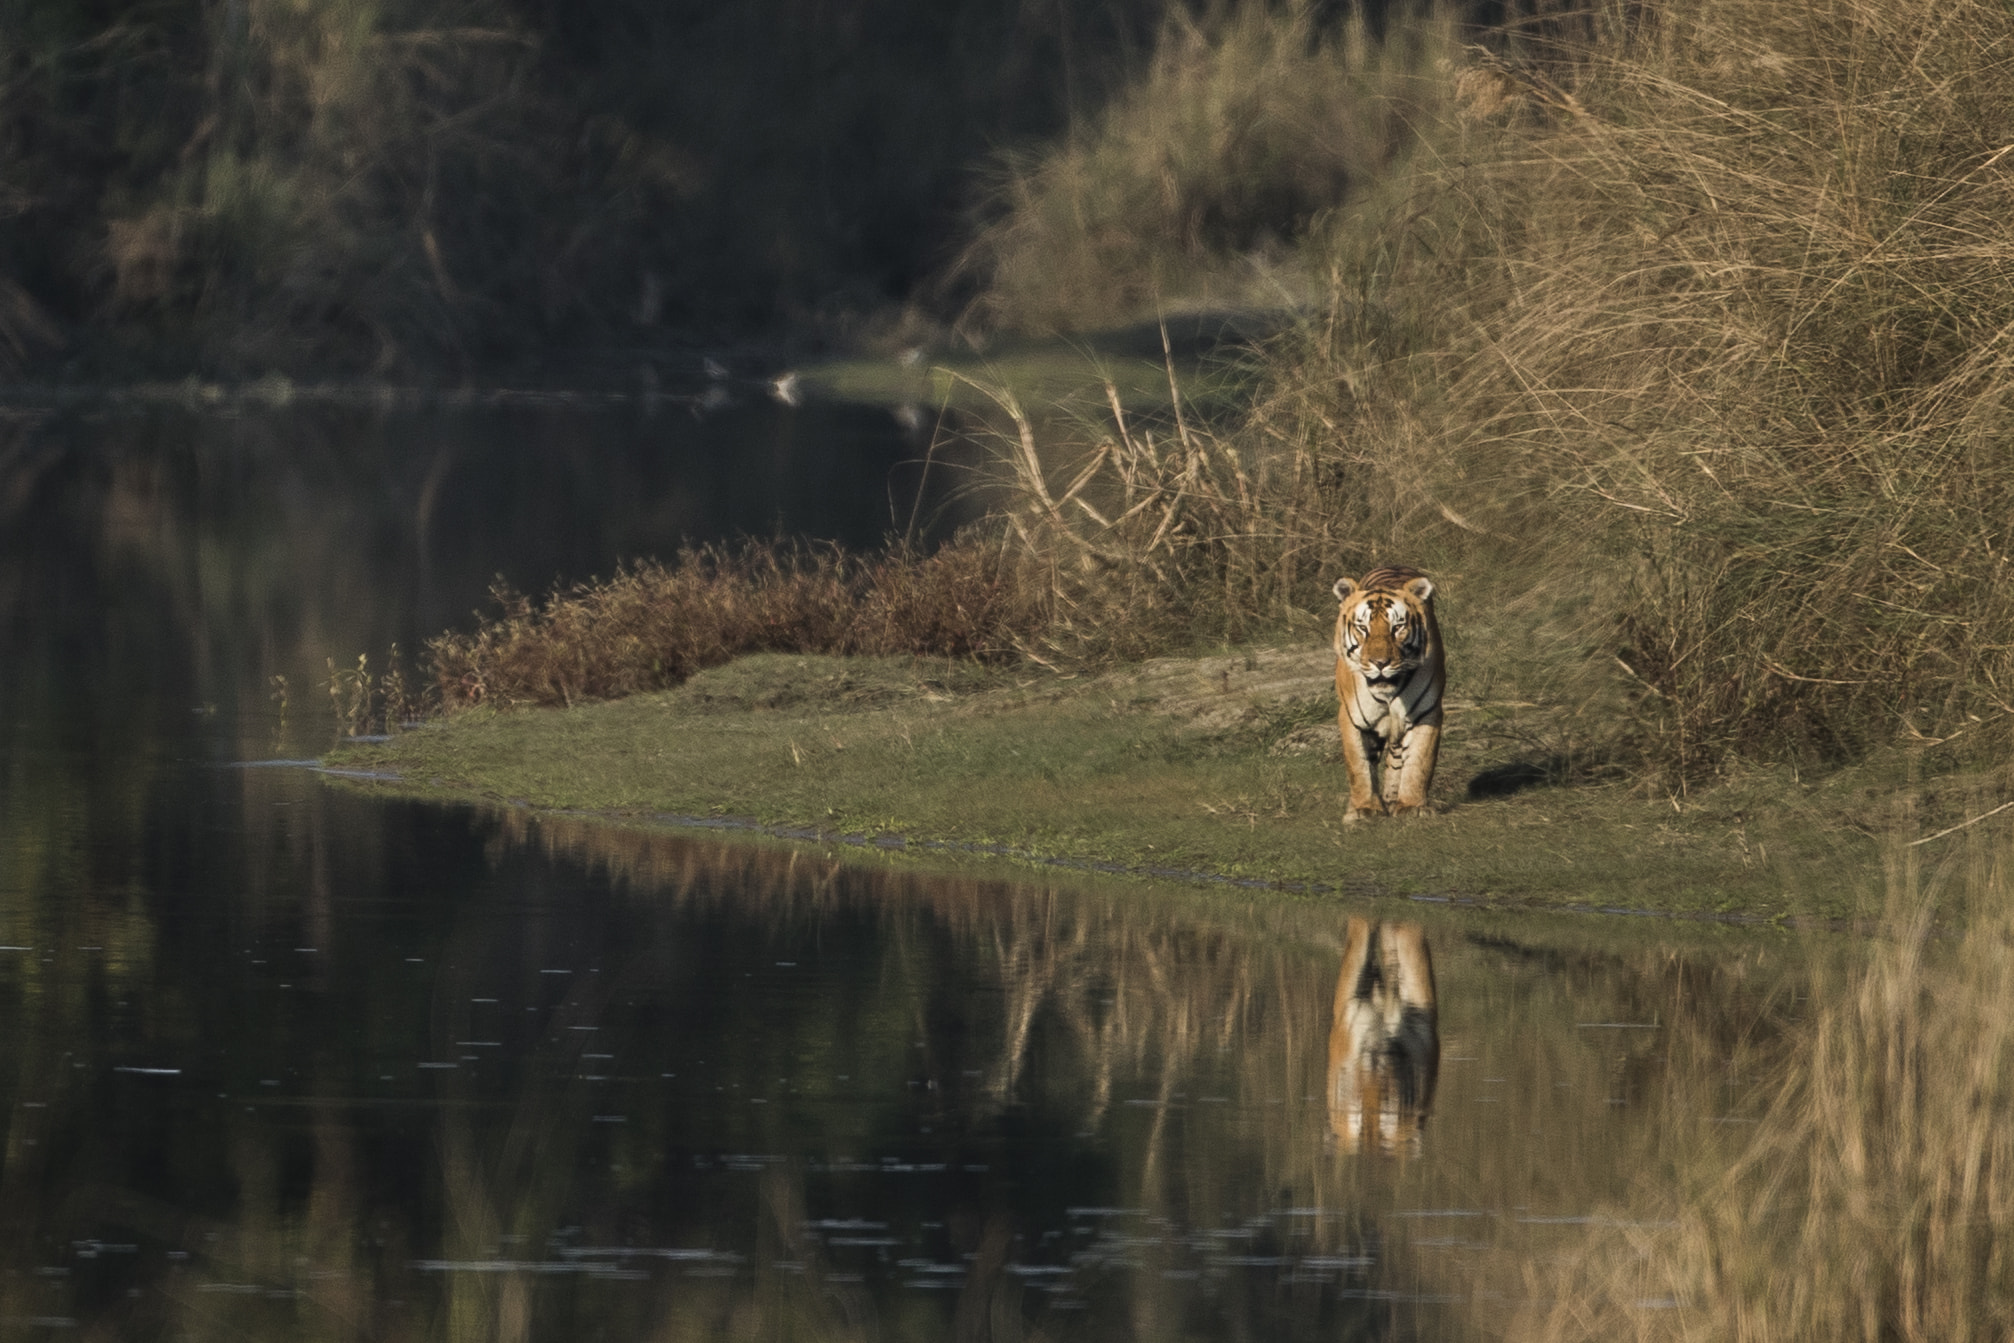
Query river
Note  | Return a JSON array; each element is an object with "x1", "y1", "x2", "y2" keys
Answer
[{"x1": 0, "y1": 393, "x2": 1801, "y2": 1340}]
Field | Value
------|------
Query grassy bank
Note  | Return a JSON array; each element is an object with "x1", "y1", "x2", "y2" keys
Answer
[
  {"x1": 315, "y1": 0, "x2": 2014, "y2": 924},
  {"x1": 328, "y1": 648, "x2": 1907, "y2": 921}
]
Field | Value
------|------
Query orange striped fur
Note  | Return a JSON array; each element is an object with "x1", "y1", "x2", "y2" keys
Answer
[{"x1": 1332, "y1": 567, "x2": 1444, "y2": 818}]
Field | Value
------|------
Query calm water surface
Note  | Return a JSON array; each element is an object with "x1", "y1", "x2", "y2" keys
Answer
[{"x1": 0, "y1": 399, "x2": 1801, "y2": 1339}]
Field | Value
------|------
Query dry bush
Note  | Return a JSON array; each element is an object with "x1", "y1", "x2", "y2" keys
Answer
[
  {"x1": 964, "y1": 361, "x2": 1356, "y2": 662},
  {"x1": 428, "y1": 535, "x2": 1045, "y2": 709}
]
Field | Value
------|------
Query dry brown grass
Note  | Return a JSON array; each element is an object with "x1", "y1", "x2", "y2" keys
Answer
[
  {"x1": 957, "y1": 0, "x2": 2014, "y2": 777},
  {"x1": 951, "y1": 1, "x2": 1461, "y2": 334},
  {"x1": 1255, "y1": 0, "x2": 2014, "y2": 776},
  {"x1": 427, "y1": 536, "x2": 1046, "y2": 710},
  {"x1": 964, "y1": 357, "x2": 1353, "y2": 662}
]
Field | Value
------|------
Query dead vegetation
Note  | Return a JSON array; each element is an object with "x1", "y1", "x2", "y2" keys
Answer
[{"x1": 426, "y1": 537, "x2": 1046, "y2": 710}]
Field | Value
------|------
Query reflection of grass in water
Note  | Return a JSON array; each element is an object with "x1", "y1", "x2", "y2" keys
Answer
[
  {"x1": 18, "y1": 813, "x2": 1813, "y2": 1339},
  {"x1": 1504, "y1": 840, "x2": 2014, "y2": 1341},
  {"x1": 493, "y1": 817, "x2": 1808, "y2": 1336}
]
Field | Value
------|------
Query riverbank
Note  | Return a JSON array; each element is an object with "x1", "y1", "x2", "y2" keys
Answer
[{"x1": 323, "y1": 648, "x2": 1927, "y2": 922}]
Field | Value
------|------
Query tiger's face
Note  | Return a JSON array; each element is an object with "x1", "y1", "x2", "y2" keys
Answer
[{"x1": 1333, "y1": 574, "x2": 1435, "y2": 704}]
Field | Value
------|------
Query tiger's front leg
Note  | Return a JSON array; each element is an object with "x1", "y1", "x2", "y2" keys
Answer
[
  {"x1": 1380, "y1": 713, "x2": 1443, "y2": 815},
  {"x1": 1339, "y1": 710, "x2": 1386, "y2": 819}
]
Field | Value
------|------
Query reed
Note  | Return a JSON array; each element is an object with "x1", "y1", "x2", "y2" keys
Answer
[{"x1": 961, "y1": 356, "x2": 1352, "y2": 663}]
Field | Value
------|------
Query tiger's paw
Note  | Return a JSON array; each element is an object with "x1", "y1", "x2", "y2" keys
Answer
[{"x1": 1344, "y1": 801, "x2": 1388, "y2": 824}]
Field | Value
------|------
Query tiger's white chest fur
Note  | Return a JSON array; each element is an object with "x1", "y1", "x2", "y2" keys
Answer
[{"x1": 1346, "y1": 665, "x2": 1437, "y2": 739}]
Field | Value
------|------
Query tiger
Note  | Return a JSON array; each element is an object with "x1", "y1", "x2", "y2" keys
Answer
[
  {"x1": 1333, "y1": 567, "x2": 1444, "y2": 819},
  {"x1": 1327, "y1": 917, "x2": 1439, "y2": 1157}
]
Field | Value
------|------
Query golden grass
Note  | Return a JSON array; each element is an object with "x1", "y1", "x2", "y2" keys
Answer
[
  {"x1": 1254, "y1": 0, "x2": 2014, "y2": 775},
  {"x1": 952, "y1": 0, "x2": 2014, "y2": 779}
]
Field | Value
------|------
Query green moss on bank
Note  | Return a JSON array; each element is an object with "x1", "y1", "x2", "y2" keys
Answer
[{"x1": 327, "y1": 651, "x2": 1899, "y2": 921}]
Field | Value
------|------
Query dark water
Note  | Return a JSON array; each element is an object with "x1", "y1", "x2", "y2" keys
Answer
[{"x1": 0, "y1": 400, "x2": 1796, "y2": 1339}]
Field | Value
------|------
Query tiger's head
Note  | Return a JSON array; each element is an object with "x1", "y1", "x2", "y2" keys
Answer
[{"x1": 1333, "y1": 569, "x2": 1436, "y2": 705}]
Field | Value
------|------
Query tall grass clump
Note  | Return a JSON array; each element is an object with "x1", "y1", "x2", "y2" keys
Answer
[
  {"x1": 953, "y1": 1, "x2": 1463, "y2": 334},
  {"x1": 966, "y1": 362, "x2": 1359, "y2": 662},
  {"x1": 428, "y1": 536, "x2": 1044, "y2": 709},
  {"x1": 1238, "y1": 0, "x2": 2014, "y2": 777},
  {"x1": 1505, "y1": 836, "x2": 2014, "y2": 1341}
]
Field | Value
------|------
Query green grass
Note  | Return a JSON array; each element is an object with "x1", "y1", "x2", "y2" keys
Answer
[{"x1": 329, "y1": 649, "x2": 1892, "y2": 920}]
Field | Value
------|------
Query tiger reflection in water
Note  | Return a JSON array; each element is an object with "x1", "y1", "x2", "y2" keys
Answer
[{"x1": 1327, "y1": 918, "x2": 1440, "y2": 1156}]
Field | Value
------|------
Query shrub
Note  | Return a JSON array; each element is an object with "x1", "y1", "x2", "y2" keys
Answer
[{"x1": 427, "y1": 535, "x2": 1046, "y2": 709}]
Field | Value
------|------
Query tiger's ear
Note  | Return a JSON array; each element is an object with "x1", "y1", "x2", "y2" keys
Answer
[
  {"x1": 1403, "y1": 575, "x2": 1434, "y2": 602},
  {"x1": 1332, "y1": 577, "x2": 1358, "y2": 603}
]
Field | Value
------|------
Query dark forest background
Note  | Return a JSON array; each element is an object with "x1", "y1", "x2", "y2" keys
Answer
[{"x1": 0, "y1": 0, "x2": 1452, "y2": 379}]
